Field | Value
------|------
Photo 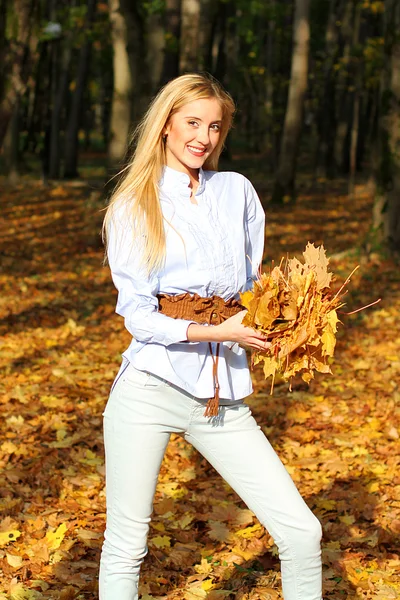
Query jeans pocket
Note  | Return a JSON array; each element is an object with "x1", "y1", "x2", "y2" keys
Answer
[{"x1": 122, "y1": 364, "x2": 168, "y2": 390}]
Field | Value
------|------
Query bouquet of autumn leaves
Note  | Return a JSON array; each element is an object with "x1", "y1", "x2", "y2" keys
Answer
[{"x1": 240, "y1": 243, "x2": 347, "y2": 391}]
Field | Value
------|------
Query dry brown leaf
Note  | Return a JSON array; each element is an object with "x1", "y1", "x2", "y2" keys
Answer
[{"x1": 240, "y1": 243, "x2": 349, "y2": 389}]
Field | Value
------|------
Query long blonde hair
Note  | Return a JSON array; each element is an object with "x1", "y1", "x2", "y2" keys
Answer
[{"x1": 103, "y1": 73, "x2": 235, "y2": 274}]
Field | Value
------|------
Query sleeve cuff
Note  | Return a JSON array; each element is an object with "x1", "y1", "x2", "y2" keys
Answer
[{"x1": 160, "y1": 318, "x2": 198, "y2": 346}]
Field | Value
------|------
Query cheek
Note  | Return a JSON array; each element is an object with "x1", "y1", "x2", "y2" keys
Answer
[
  {"x1": 169, "y1": 127, "x2": 192, "y2": 146},
  {"x1": 210, "y1": 133, "x2": 221, "y2": 148}
]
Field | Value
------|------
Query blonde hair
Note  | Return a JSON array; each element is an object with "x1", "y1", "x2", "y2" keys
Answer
[{"x1": 103, "y1": 73, "x2": 235, "y2": 274}]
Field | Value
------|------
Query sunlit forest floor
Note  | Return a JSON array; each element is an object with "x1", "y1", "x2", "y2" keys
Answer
[{"x1": 1, "y1": 165, "x2": 399, "y2": 600}]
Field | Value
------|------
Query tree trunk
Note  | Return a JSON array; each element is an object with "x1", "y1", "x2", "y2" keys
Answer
[
  {"x1": 373, "y1": 0, "x2": 400, "y2": 252},
  {"x1": 314, "y1": 0, "x2": 342, "y2": 178},
  {"x1": 333, "y1": 0, "x2": 354, "y2": 173},
  {"x1": 271, "y1": 0, "x2": 310, "y2": 204},
  {"x1": 108, "y1": 0, "x2": 149, "y2": 167},
  {"x1": 179, "y1": 0, "x2": 201, "y2": 72},
  {"x1": 147, "y1": 12, "x2": 165, "y2": 93},
  {"x1": 264, "y1": 3, "x2": 275, "y2": 168},
  {"x1": 3, "y1": 97, "x2": 20, "y2": 184},
  {"x1": 64, "y1": 0, "x2": 97, "y2": 178},
  {"x1": 0, "y1": 0, "x2": 38, "y2": 150},
  {"x1": 348, "y1": 2, "x2": 362, "y2": 196},
  {"x1": 107, "y1": 0, "x2": 133, "y2": 166},
  {"x1": 160, "y1": 0, "x2": 181, "y2": 84},
  {"x1": 49, "y1": 29, "x2": 74, "y2": 178},
  {"x1": 0, "y1": 0, "x2": 7, "y2": 102},
  {"x1": 198, "y1": 0, "x2": 213, "y2": 71}
]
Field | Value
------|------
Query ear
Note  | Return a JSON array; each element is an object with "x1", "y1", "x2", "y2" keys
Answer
[{"x1": 163, "y1": 119, "x2": 171, "y2": 136}]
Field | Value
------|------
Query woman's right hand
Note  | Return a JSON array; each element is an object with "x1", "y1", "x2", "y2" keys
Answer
[{"x1": 214, "y1": 310, "x2": 271, "y2": 351}]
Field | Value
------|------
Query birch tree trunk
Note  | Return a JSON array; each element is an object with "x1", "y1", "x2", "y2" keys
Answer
[
  {"x1": 271, "y1": 0, "x2": 310, "y2": 204},
  {"x1": 108, "y1": 0, "x2": 133, "y2": 166}
]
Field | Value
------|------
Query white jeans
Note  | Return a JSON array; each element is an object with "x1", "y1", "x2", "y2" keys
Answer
[{"x1": 99, "y1": 363, "x2": 322, "y2": 600}]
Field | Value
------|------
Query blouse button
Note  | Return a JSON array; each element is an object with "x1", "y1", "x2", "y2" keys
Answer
[{"x1": 212, "y1": 312, "x2": 217, "y2": 319}]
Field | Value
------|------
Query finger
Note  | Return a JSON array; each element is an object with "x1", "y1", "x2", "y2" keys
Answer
[{"x1": 251, "y1": 340, "x2": 272, "y2": 351}]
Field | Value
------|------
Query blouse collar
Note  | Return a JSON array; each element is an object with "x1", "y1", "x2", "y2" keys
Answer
[{"x1": 159, "y1": 165, "x2": 206, "y2": 198}]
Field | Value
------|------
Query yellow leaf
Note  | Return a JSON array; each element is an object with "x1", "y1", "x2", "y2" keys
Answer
[
  {"x1": 151, "y1": 535, "x2": 171, "y2": 549},
  {"x1": 6, "y1": 553, "x2": 23, "y2": 568},
  {"x1": 176, "y1": 514, "x2": 194, "y2": 529},
  {"x1": 45, "y1": 523, "x2": 67, "y2": 550},
  {"x1": 321, "y1": 325, "x2": 336, "y2": 357},
  {"x1": 157, "y1": 482, "x2": 188, "y2": 498},
  {"x1": 240, "y1": 290, "x2": 253, "y2": 310},
  {"x1": 232, "y1": 546, "x2": 254, "y2": 561},
  {"x1": 9, "y1": 582, "x2": 42, "y2": 599},
  {"x1": 235, "y1": 523, "x2": 263, "y2": 538},
  {"x1": 0, "y1": 526, "x2": 21, "y2": 547},
  {"x1": 325, "y1": 540, "x2": 341, "y2": 550},
  {"x1": 368, "y1": 481, "x2": 380, "y2": 493},
  {"x1": 201, "y1": 579, "x2": 214, "y2": 591},
  {"x1": 195, "y1": 558, "x2": 213, "y2": 575},
  {"x1": 315, "y1": 499, "x2": 336, "y2": 510},
  {"x1": 339, "y1": 515, "x2": 355, "y2": 525},
  {"x1": 326, "y1": 309, "x2": 339, "y2": 332},
  {"x1": 370, "y1": 464, "x2": 386, "y2": 475}
]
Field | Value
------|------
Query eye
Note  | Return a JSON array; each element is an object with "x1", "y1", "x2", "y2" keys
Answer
[
  {"x1": 188, "y1": 120, "x2": 199, "y2": 127},
  {"x1": 210, "y1": 123, "x2": 221, "y2": 132}
]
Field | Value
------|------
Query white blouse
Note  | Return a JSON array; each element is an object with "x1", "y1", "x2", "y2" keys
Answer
[{"x1": 107, "y1": 166, "x2": 265, "y2": 401}]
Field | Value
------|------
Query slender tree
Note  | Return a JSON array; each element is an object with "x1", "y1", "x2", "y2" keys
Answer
[
  {"x1": 0, "y1": 0, "x2": 39, "y2": 150},
  {"x1": 179, "y1": 0, "x2": 200, "y2": 72},
  {"x1": 64, "y1": 0, "x2": 97, "y2": 178},
  {"x1": 49, "y1": 1, "x2": 76, "y2": 179},
  {"x1": 160, "y1": 0, "x2": 181, "y2": 84},
  {"x1": 107, "y1": 0, "x2": 132, "y2": 166},
  {"x1": 272, "y1": 0, "x2": 310, "y2": 204},
  {"x1": 373, "y1": 0, "x2": 400, "y2": 252}
]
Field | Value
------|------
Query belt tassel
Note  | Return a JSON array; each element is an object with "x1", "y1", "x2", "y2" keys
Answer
[{"x1": 204, "y1": 342, "x2": 221, "y2": 417}]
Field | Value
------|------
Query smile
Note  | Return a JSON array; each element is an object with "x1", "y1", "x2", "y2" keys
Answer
[{"x1": 187, "y1": 145, "x2": 207, "y2": 156}]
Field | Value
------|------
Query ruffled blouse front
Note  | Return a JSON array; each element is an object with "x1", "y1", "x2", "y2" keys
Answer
[{"x1": 107, "y1": 166, "x2": 265, "y2": 401}]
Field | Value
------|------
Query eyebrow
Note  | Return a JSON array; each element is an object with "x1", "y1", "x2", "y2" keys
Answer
[{"x1": 185, "y1": 116, "x2": 222, "y2": 123}]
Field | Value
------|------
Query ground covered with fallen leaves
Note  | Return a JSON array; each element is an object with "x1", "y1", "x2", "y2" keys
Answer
[{"x1": 0, "y1": 175, "x2": 399, "y2": 600}]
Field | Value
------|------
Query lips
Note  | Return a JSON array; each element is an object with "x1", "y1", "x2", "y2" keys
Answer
[{"x1": 187, "y1": 145, "x2": 207, "y2": 156}]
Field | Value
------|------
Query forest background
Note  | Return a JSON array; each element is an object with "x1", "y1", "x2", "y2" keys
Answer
[{"x1": 0, "y1": 0, "x2": 400, "y2": 599}]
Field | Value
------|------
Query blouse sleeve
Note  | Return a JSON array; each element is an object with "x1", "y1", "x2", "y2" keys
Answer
[
  {"x1": 244, "y1": 179, "x2": 265, "y2": 290},
  {"x1": 106, "y1": 206, "x2": 195, "y2": 346}
]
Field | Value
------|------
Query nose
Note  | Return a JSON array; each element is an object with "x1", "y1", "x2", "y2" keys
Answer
[{"x1": 196, "y1": 125, "x2": 210, "y2": 147}]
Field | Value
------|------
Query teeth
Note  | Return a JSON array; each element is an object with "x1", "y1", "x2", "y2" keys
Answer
[{"x1": 187, "y1": 146, "x2": 205, "y2": 154}]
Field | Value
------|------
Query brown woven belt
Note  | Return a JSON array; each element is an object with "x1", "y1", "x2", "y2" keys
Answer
[{"x1": 157, "y1": 292, "x2": 244, "y2": 417}]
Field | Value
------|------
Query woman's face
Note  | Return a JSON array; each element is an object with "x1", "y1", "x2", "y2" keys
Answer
[{"x1": 163, "y1": 97, "x2": 223, "y2": 177}]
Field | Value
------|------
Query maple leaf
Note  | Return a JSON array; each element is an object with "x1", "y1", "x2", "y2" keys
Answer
[
  {"x1": 44, "y1": 523, "x2": 67, "y2": 550},
  {"x1": 234, "y1": 523, "x2": 263, "y2": 539},
  {"x1": 207, "y1": 521, "x2": 232, "y2": 543},
  {"x1": 0, "y1": 517, "x2": 21, "y2": 547},
  {"x1": 6, "y1": 553, "x2": 23, "y2": 568},
  {"x1": 240, "y1": 243, "x2": 350, "y2": 390},
  {"x1": 150, "y1": 535, "x2": 171, "y2": 549}
]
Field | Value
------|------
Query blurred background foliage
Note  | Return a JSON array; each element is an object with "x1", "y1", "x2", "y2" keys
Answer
[{"x1": 0, "y1": 0, "x2": 399, "y2": 252}]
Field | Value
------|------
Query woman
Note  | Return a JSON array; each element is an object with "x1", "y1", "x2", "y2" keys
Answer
[{"x1": 100, "y1": 73, "x2": 322, "y2": 600}]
